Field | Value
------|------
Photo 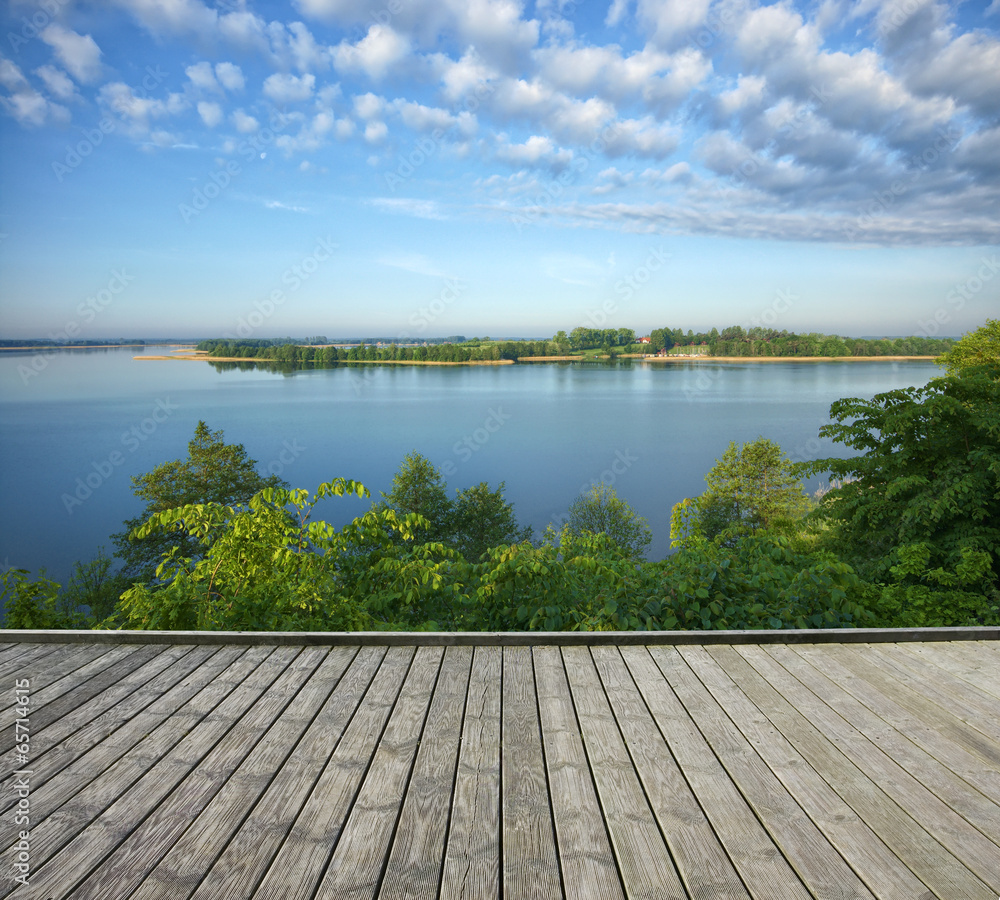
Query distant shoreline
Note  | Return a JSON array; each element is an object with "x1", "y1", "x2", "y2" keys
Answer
[
  {"x1": 642, "y1": 354, "x2": 939, "y2": 363},
  {"x1": 135, "y1": 351, "x2": 514, "y2": 366},
  {"x1": 133, "y1": 349, "x2": 939, "y2": 365},
  {"x1": 0, "y1": 343, "x2": 161, "y2": 351}
]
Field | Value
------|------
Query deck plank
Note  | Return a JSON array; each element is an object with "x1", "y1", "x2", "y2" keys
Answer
[
  {"x1": 0, "y1": 645, "x2": 268, "y2": 894},
  {"x1": 905, "y1": 641, "x2": 1000, "y2": 701},
  {"x1": 439, "y1": 645, "x2": 502, "y2": 900},
  {"x1": 876, "y1": 643, "x2": 1000, "y2": 745},
  {"x1": 314, "y1": 645, "x2": 444, "y2": 900},
  {"x1": 501, "y1": 645, "x2": 562, "y2": 900},
  {"x1": 69, "y1": 646, "x2": 337, "y2": 899},
  {"x1": 591, "y1": 645, "x2": 749, "y2": 899},
  {"x1": 793, "y1": 643, "x2": 1000, "y2": 807},
  {"x1": 766, "y1": 644, "x2": 1000, "y2": 847},
  {"x1": 621, "y1": 646, "x2": 810, "y2": 899},
  {"x1": 0, "y1": 644, "x2": 140, "y2": 752},
  {"x1": 823, "y1": 643, "x2": 1000, "y2": 770},
  {"x1": 562, "y1": 645, "x2": 686, "y2": 900},
  {"x1": 251, "y1": 645, "x2": 415, "y2": 900},
  {"x1": 0, "y1": 642, "x2": 63, "y2": 682},
  {"x1": 534, "y1": 645, "x2": 624, "y2": 900},
  {"x1": 379, "y1": 646, "x2": 473, "y2": 900},
  {"x1": 650, "y1": 645, "x2": 878, "y2": 899},
  {"x1": 0, "y1": 644, "x2": 204, "y2": 817},
  {"x1": 0, "y1": 645, "x2": 250, "y2": 864},
  {"x1": 689, "y1": 644, "x2": 934, "y2": 898},
  {"x1": 16, "y1": 646, "x2": 299, "y2": 899},
  {"x1": 730, "y1": 643, "x2": 1000, "y2": 897},
  {"x1": 181, "y1": 646, "x2": 384, "y2": 900},
  {"x1": 0, "y1": 634, "x2": 995, "y2": 899}
]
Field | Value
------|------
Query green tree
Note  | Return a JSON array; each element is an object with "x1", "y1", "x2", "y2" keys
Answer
[
  {"x1": 112, "y1": 421, "x2": 286, "y2": 583},
  {"x1": 374, "y1": 451, "x2": 453, "y2": 544},
  {"x1": 566, "y1": 484, "x2": 652, "y2": 560},
  {"x1": 801, "y1": 365, "x2": 1000, "y2": 593},
  {"x1": 675, "y1": 437, "x2": 810, "y2": 544},
  {"x1": 937, "y1": 318, "x2": 1000, "y2": 374},
  {"x1": 452, "y1": 481, "x2": 533, "y2": 561}
]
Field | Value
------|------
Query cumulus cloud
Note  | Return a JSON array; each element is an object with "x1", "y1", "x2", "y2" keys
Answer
[
  {"x1": 185, "y1": 61, "x2": 219, "y2": 93},
  {"x1": 34, "y1": 65, "x2": 78, "y2": 102},
  {"x1": 263, "y1": 72, "x2": 316, "y2": 104},
  {"x1": 98, "y1": 82, "x2": 188, "y2": 134},
  {"x1": 215, "y1": 63, "x2": 245, "y2": 92},
  {"x1": 496, "y1": 134, "x2": 570, "y2": 167},
  {"x1": 231, "y1": 108, "x2": 260, "y2": 132},
  {"x1": 197, "y1": 100, "x2": 223, "y2": 127},
  {"x1": 0, "y1": 59, "x2": 70, "y2": 126},
  {"x1": 114, "y1": 0, "x2": 218, "y2": 36},
  {"x1": 40, "y1": 25, "x2": 102, "y2": 84},
  {"x1": 334, "y1": 25, "x2": 410, "y2": 80}
]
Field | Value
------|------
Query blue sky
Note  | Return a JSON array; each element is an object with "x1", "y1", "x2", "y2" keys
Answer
[{"x1": 0, "y1": 0, "x2": 997, "y2": 340}]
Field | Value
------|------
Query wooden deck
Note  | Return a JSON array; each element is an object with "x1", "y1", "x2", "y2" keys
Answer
[{"x1": 1, "y1": 632, "x2": 999, "y2": 898}]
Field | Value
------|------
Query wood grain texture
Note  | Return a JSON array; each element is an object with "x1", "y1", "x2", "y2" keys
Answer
[
  {"x1": 314, "y1": 645, "x2": 444, "y2": 900},
  {"x1": 439, "y1": 645, "x2": 502, "y2": 900},
  {"x1": 0, "y1": 637, "x2": 997, "y2": 900},
  {"x1": 562, "y1": 645, "x2": 686, "y2": 900},
  {"x1": 379, "y1": 645, "x2": 473, "y2": 900},
  {"x1": 501, "y1": 645, "x2": 562, "y2": 900},
  {"x1": 534, "y1": 645, "x2": 624, "y2": 900}
]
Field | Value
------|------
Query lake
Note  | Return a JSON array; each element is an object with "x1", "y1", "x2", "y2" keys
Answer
[{"x1": 0, "y1": 347, "x2": 941, "y2": 582}]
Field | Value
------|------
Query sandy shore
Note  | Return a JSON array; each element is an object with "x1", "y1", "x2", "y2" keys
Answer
[{"x1": 642, "y1": 355, "x2": 938, "y2": 363}]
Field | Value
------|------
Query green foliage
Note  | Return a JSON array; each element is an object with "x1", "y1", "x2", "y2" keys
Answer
[
  {"x1": 60, "y1": 550, "x2": 130, "y2": 626},
  {"x1": 118, "y1": 479, "x2": 382, "y2": 631},
  {"x1": 801, "y1": 365, "x2": 1000, "y2": 591},
  {"x1": 675, "y1": 437, "x2": 810, "y2": 545},
  {"x1": 1, "y1": 568, "x2": 85, "y2": 629},
  {"x1": 113, "y1": 421, "x2": 286, "y2": 582},
  {"x1": 567, "y1": 484, "x2": 652, "y2": 560},
  {"x1": 853, "y1": 582, "x2": 999, "y2": 628},
  {"x1": 373, "y1": 451, "x2": 453, "y2": 544},
  {"x1": 452, "y1": 481, "x2": 532, "y2": 562},
  {"x1": 937, "y1": 318, "x2": 1000, "y2": 374},
  {"x1": 654, "y1": 535, "x2": 867, "y2": 630}
]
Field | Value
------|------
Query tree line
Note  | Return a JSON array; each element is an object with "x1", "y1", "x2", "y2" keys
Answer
[
  {"x1": 3, "y1": 320, "x2": 997, "y2": 633},
  {"x1": 196, "y1": 325, "x2": 953, "y2": 366}
]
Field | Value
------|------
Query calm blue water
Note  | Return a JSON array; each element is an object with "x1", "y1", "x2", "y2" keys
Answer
[{"x1": 0, "y1": 347, "x2": 940, "y2": 581}]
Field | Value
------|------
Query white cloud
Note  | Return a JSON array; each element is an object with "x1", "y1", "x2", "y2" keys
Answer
[
  {"x1": 495, "y1": 134, "x2": 573, "y2": 168},
  {"x1": 0, "y1": 59, "x2": 28, "y2": 92},
  {"x1": 115, "y1": 0, "x2": 218, "y2": 36},
  {"x1": 334, "y1": 25, "x2": 410, "y2": 80},
  {"x1": 35, "y1": 66, "x2": 78, "y2": 102},
  {"x1": 263, "y1": 72, "x2": 316, "y2": 104},
  {"x1": 637, "y1": 0, "x2": 712, "y2": 46},
  {"x1": 0, "y1": 60, "x2": 71, "y2": 126},
  {"x1": 40, "y1": 25, "x2": 102, "y2": 84},
  {"x1": 215, "y1": 62, "x2": 245, "y2": 92},
  {"x1": 197, "y1": 100, "x2": 223, "y2": 127},
  {"x1": 368, "y1": 197, "x2": 448, "y2": 219},
  {"x1": 606, "y1": 0, "x2": 629, "y2": 27},
  {"x1": 231, "y1": 108, "x2": 260, "y2": 132},
  {"x1": 185, "y1": 61, "x2": 219, "y2": 93},
  {"x1": 98, "y1": 82, "x2": 188, "y2": 134},
  {"x1": 717, "y1": 75, "x2": 767, "y2": 116},
  {"x1": 364, "y1": 119, "x2": 388, "y2": 143},
  {"x1": 353, "y1": 92, "x2": 384, "y2": 119}
]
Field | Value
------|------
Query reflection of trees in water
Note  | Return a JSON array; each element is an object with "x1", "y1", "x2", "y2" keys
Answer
[{"x1": 208, "y1": 359, "x2": 353, "y2": 376}]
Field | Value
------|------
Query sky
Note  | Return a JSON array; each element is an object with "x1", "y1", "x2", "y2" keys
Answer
[{"x1": 0, "y1": 0, "x2": 998, "y2": 341}]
